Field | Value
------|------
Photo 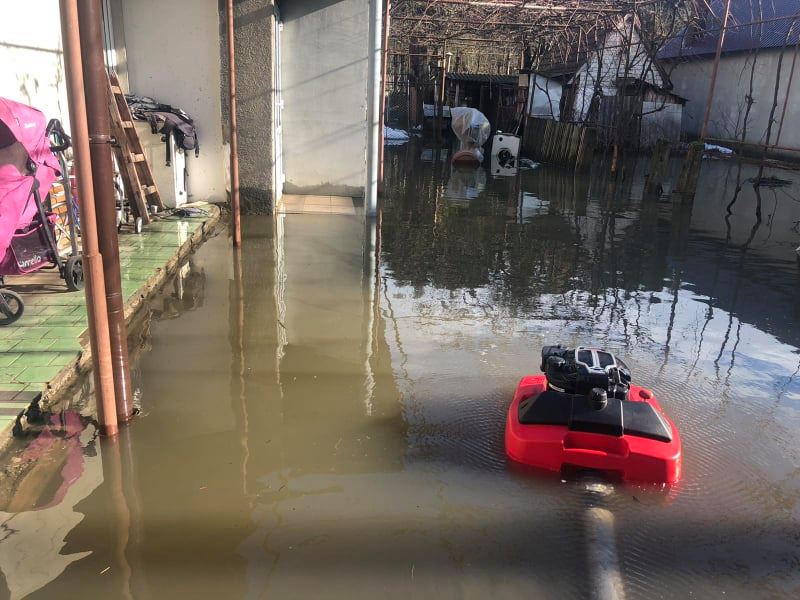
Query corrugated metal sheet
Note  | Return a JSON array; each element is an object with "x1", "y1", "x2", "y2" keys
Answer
[
  {"x1": 658, "y1": 0, "x2": 800, "y2": 60},
  {"x1": 446, "y1": 73, "x2": 518, "y2": 85}
]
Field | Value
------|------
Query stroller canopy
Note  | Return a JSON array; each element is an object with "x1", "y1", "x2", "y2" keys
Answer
[{"x1": 0, "y1": 97, "x2": 61, "y2": 257}]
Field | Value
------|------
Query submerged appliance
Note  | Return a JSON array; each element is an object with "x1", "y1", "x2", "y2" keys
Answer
[
  {"x1": 505, "y1": 345, "x2": 682, "y2": 484},
  {"x1": 135, "y1": 122, "x2": 187, "y2": 208},
  {"x1": 490, "y1": 132, "x2": 520, "y2": 176}
]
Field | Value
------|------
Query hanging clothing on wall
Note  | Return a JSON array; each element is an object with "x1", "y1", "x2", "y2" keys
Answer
[{"x1": 125, "y1": 94, "x2": 199, "y2": 165}]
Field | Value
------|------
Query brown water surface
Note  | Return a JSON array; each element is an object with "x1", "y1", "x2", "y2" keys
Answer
[{"x1": 1, "y1": 147, "x2": 799, "y2": 599}]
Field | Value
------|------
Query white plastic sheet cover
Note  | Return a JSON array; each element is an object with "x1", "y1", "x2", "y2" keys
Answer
[{"x1": 450, "y1": 107, "x2": 490, "y2": 160}]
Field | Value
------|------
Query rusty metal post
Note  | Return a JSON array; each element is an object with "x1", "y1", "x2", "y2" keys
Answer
[
  {"x1": 700, "y1": 0, "x2": 732, "y2": 140},
  {"x1": 59, "y1": 0, "x2": 118, "y2": 435},
  {"x1": 378, "y1": 0, "x2": 391, "y2": 192},
  {"x1": 226, "y1": 0, "x2": 242, "y2": 246},
  {"x1": 436, "y1": 42, "x2": 447, "y2": 144},
  {"x1": 78, "y1": 0, "x2": 135, "y2": 422}
]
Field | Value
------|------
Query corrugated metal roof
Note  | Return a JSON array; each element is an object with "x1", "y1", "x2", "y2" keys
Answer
[
  {"x1": 446, "y1": 73, "x2": 518, "y2": 85},
  {"x1": 659, "y1": 0, "x2": 800, "y2": 60}
]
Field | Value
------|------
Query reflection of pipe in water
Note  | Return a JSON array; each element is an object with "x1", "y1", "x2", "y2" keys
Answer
[
  {"x1": 361, "y1": 214, "x2": 379, "y2": 415},
  {"x1": 101, "y1": 437, "x2": 133, "y2": 600}
]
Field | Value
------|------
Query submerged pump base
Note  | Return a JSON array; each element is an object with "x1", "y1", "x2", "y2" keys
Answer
[{"x1": 505, "y1": 375, "x2": 682, "y2": 485}]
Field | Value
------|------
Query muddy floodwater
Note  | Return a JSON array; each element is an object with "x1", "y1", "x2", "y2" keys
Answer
[{"x1": 1, "y1": 145, "x2": 800, "y2": 599}]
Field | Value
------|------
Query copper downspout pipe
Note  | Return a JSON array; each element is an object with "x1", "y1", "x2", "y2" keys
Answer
[
  {"x1": 77, "y1": 0, "x2": 135, "y2": 422},
  {"x1": 226, "y1": 0, "x2": 242, "y2": 247},
  {"x1": 378, "y1": 0, "x2": 391, "y2": 191},
  {"x1": 700, "y1": 0, "x2": 732, "y2": 140},
  {"x1": 59, "y1": 0, "x2": 118, "y2": 435}
]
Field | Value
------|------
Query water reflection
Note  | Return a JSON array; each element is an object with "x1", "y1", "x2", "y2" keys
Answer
[{"x1": 0, "y1": 148, "x2": 798, "y2": 598}]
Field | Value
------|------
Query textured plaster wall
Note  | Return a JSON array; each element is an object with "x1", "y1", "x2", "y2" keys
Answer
[
  {"x1": 279, "y1": 0, "x2": 369, "y2": 197},
  {"x1": 125, "y1": 0, "x2": 226, "y2": 203},
  {"x1": 219, "y1": 0, "x2": 275, "y2": 214}
]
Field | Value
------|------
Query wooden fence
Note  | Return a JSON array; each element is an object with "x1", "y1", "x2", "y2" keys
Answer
[{"x1": 522, "y1": 117, "x2": 596, "y2": 170}]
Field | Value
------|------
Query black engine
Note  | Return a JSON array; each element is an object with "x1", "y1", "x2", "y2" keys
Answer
[{"x1": 540, "y1": 345, "x2": 631, "y2": 401}]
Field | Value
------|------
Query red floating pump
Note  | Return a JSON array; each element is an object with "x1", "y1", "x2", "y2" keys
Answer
[{"x1": 505, "y1": 346, "x2": 682, "y2": 485}]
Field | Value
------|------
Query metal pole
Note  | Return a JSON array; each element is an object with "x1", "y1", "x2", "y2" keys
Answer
[
  {"x1": 700, "y1": 0, "x2": 732, "y2": 140},
  {"x1": 59, "y1": 0, "x2": 118, "y2": 436},
  {"x1": 226, "y1": 0, "x2": 242, "y2": 246},
  {"x1": 366, "y1": 0, "x2": 383, "y2": 217},
  {"x1": 378, "y1": 0, "x2": 391, "y2": 192},
  {"x1": 77, "y1": 0, "x2": 135, "y2": 422}
]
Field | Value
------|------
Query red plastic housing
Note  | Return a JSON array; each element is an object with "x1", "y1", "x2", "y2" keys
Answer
[{"x1": 505, "y1": 375, "x2": 682, "y2": 485}]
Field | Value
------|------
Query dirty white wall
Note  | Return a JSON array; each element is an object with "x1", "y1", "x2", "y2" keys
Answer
[
  {"x1": 571, "y1": 16, "x2": 663, "y2": 122},
  {"x1": 0, "y1": 0, "x2": 69, "y2": 127},
  {"x1": 280, "y1": 0, "x2": 370, "y2": 197},
  {"x1": 665, "y1": 49, "x2": 800, "y2": 149},
  {"x1": 527, "y1": 73, "x2": 562, "y2": 120},
  {"x1": 122, "y1": 0, "x2": 226, "y2": 202}
]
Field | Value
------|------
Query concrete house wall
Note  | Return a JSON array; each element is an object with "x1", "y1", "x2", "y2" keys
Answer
[
  {"x1": 664, "y1": 49, "x2": 800, "y2": 149},
  {"x1": 0, "y1": 0, "x2": 69, "y2": 129},
  {"x1": 123, "y1": 0, "x2": 227, "y2": 203},
  {"x1": 279, "y1": 0, "x2": 370, "y2": 197}
]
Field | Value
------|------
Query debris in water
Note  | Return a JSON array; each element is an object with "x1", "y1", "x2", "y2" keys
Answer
[
  {"x1": 703, "y1": 143, "x2": 734, "y2": 157},
  {"x1": 519, "y1": 158, "x2": 540, "y2": 169},
  {"x1": 747, "y1": 175, "x2": 792, "y2": 188},
  {"x1": 100, "y1": 567, "x2": 110, "y2": 574}
]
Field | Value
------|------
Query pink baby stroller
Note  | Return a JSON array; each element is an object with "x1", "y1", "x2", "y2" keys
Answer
[{"x1": 0, "y1": 97, "x2": 84, "y2": 325}]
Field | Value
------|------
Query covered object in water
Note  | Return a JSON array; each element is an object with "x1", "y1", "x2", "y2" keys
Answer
[{"x1": 450, "y1": 107, "x2": 490, "y2": 164}]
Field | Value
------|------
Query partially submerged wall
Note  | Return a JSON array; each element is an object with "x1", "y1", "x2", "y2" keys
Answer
[
  {"x1": 280, "y1": 0, "x2": 370, "y2": 197},
  {"x1": 124, "y1": 0, "x2": 227, "y2": 203},
  {"x1": 666, "y1": 49, "x2": 800, "y2": 150}
]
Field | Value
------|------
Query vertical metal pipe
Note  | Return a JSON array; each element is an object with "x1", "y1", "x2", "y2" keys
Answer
[
  {"x1": 366, "y1": 0, "x2": 383, "y2": 217},
  {"x1": 227, "y1": 0, "x2": 242, "y2": 246},
  {"x1": 700, "y1": 0, "x2": 732, "y2": 140},
  {"x1": 77, "y1": 0, "x2": 135, "y2": 422},
  {"x1": 377, "y1": 0, "x2": 391, "y2": 192},
  {"x1": 59, "y1": 0, "x2": 118, "y2": 435}
]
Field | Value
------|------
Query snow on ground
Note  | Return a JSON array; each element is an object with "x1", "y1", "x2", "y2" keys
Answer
[{"x1": 384, "y1": 126, "x2": 410, "y2": 143}]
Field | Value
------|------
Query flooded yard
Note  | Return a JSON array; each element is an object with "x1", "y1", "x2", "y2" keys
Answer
[{"x1": 1, "y1": 145, "x2": 799, "y2": 598}]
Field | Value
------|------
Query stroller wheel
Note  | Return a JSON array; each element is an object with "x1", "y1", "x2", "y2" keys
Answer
[
  {"x1": 0, "y1": 290, "x2": 24, "y2": 326},
  {"x1": 65, "y1": 255, "x2": 85, "y2": 291}
]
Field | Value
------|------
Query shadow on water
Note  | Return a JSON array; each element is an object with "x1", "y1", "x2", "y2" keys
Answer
[{"x1": 0, "y1": 144, "x2": 799, "y2": 598}]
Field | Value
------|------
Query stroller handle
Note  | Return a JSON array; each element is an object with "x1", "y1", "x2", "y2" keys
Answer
[{"x1": 47, "y1": 119, "x2": 72, "y2": 153}]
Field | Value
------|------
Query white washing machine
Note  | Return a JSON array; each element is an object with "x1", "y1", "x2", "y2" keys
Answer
[
  {"x1": 490, "y1": 132, "x2": 521, "y2": 177},
  {"x1": 135, "y1": 122, "x2": 188, "y2": 208}
]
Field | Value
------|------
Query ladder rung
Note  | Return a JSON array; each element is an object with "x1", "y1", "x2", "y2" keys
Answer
[
  {"x1": 111, "y1": 85, "x2": 122, "y2": 94},
  {"x1": 129, "y1": 154, "x2": 146, "y2": 163},
  {"x1": 122, "y1": 120, "x2": 134, "y2": 128},
  {"x1": 143, "y1": 185, "x2": 157, "y2": 194}
]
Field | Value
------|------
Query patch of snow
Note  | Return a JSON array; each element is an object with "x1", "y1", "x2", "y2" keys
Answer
[
  {"x1": 384, "y1": 126, "x2": 410, "y2": 141},
  {"x1": 384, "y1": 127, "x2": 410, "y2": 145},
  {"x1": 519, "y1": 158, "x2": 540, "y2": 169}
]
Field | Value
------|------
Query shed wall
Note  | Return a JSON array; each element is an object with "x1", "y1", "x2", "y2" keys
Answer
[{"x1": 665, "y1": 48, "x2": 800, "y2": 148}]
